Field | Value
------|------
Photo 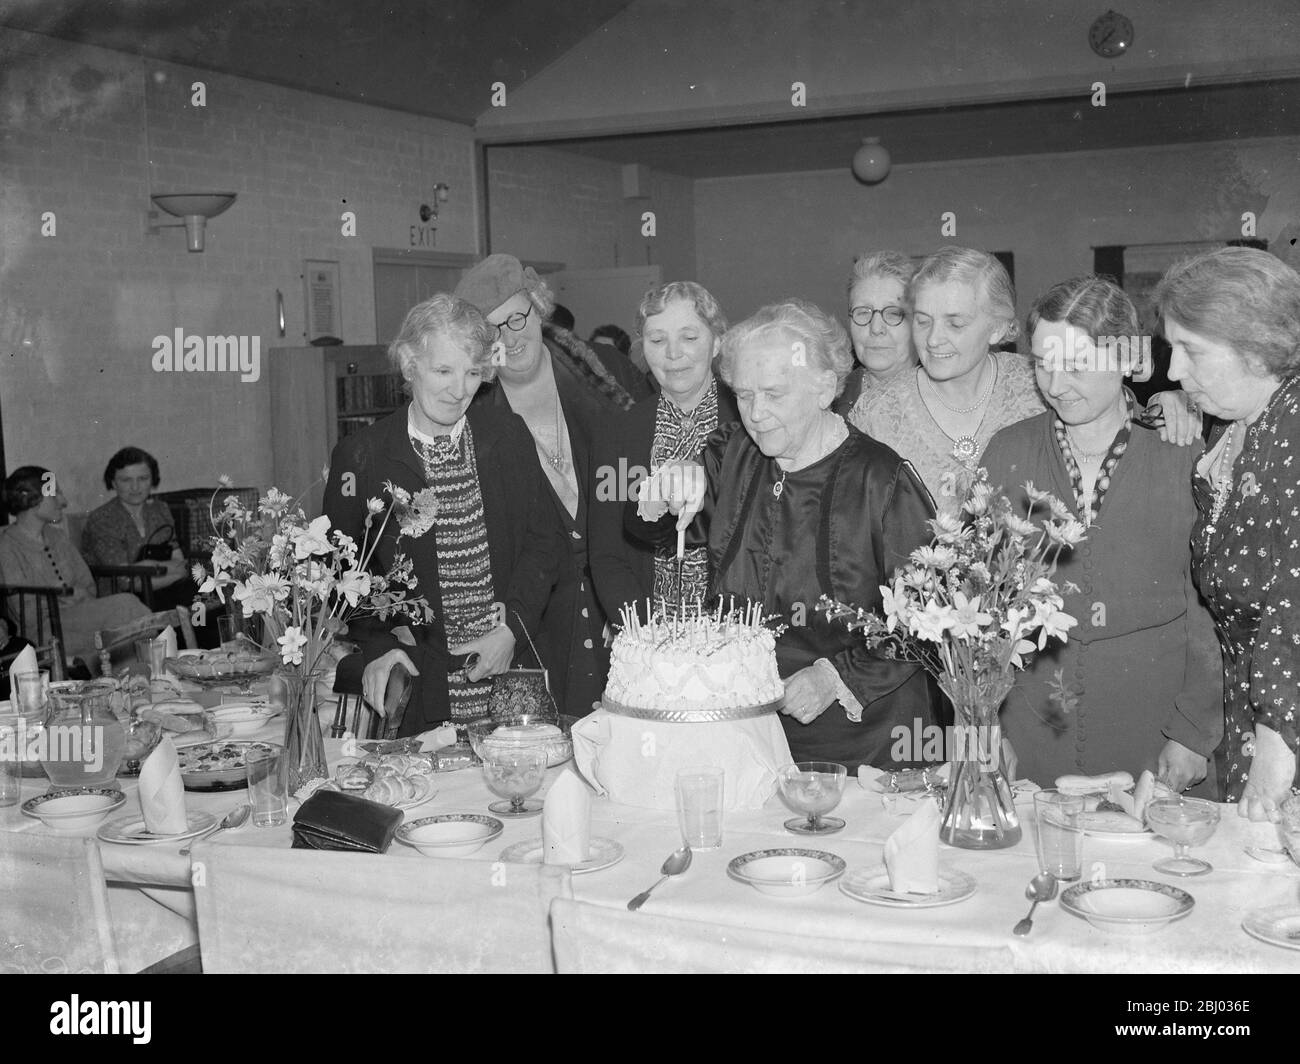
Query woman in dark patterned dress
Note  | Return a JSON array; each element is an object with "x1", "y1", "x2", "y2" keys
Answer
[
  {"x1": 590, "y1": 281, "x2": 738, "y2": 623},
  {"x1": 323, "y1": 293, "x2": 561, "y2": 736},
  {"x1": 1155, "y1": 246, "x2": 1300, "y2": 820}
]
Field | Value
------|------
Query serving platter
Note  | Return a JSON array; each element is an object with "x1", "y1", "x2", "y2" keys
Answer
[{"x1": 177, "y1": 740, "x2": 279, "y2": 792}]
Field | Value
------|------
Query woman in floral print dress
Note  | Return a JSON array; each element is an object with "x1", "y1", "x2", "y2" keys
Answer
[{"x1": 1155, "y1": 246, "x2": 1300, "y2": 820}]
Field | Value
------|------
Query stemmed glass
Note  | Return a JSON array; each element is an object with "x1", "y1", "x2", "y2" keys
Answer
[
  {"x1": 1146, "y1": 797, "x2": 1221, "y2": 876},
  {"x1": 481, "y1": 746, "x2": 547, "y2": 818},
  {"x1": 778, "y1": 761, "x2": 848, "y2": 834}
]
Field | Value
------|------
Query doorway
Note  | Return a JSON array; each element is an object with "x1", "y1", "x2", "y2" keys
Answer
[{"x1": 372, "y1": 249, "x2": 479, "y2": 344}]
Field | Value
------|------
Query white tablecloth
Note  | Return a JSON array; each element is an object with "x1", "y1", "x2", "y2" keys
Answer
[{"x1": 4, "y1": 727, "x2": 1299, "y2": 973}]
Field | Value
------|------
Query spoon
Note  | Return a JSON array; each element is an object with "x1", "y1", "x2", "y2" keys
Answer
[
  {"x1": 1012, "y1": 872, "x2": 1058, "y2": 936},
  {"x1": 627, "y1": 847, "x2": 692, "y2": 911},
  {"x1": 180, "y1": 804, "x2": 251, "y2": 856}
]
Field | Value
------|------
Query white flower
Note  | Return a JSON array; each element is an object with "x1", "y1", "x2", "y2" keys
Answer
[
  {"x1": 259, "y1": 487, "x2": 293, "y2": 516},
  {"x1": 928, "y1": 512, "x2": 966, "y2": 544},
  {"x1": 1002, "y1": 605, "x2": 1029, "y2": 641},
  {"x1": 1023, "y1": 480, "x2": 1050, "y2": 504},
  {"x1": 396, "y1": 487, "x2": 439, "y2": 538},
  {"x1": 1007, "y1": 638, "x2": 1037, "y2": 669},
  {"x1": 336, "y1": 569, "x2": 372, "y2": 608},
  {"x1": 911, "y1": 545, "x2": 958, "y2": 571},
  {"x1": 365, "y1": 497, "x2": 386, "y2": 515},
  {"x1": 384, "y1": 480, "x2": 411, "y2": 506},
  {"x1": 1034, "y1": 605, "x2": 1078, "y2": 648},
  {"x1": 232, "y1": 573, "x2": 289, "y2": 615},
  {"x1": 292, "y1": 515, "x2": 333, "y2": 559},
  {"x1": 949, "y1": 592, "x2": 993, "y2": 641},
  {"x1": 190, "y1": 562, "x2": 207, "y2": 584},
  {"x1": 217, "y1": 473, "x2": 233, "y2": 488},
  {"x1": 879, "y1": 578, "x2": 910, "y2": 633},
  {"x1": 909, "y1": 599, "x2": 956, "y2": 642},
  {"x1": 1003, "y1": 513, "x2": 1038, "y2": 538},
  {"x1": 962, "y1": 480, "x2": 994, "y2": 517},
  {"x1": 1047, "y1": 496, "x2": 1073, "y2": 521},
  {"x1": 1045, "y1": 519, "x2": 1087, "y2": 548},
  {"x1": 277, "y1": 626, "x2": 308, "y2": 666}
]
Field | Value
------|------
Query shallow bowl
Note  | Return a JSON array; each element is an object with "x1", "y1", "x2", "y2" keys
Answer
[
  {"x1": 727, "y1": 848, "x2": 846, "y2": 898},
  {"x1": 397, "y1": 814, "x2": 504, "y2": 857},
  {"x1": 209, "y1": 704, "x2": 277, "y2": 737},
  {"x1": 1060, "y1": 878, "x2": 1194, "y2": 935},
  {"x1": 21, "y1": 788, "x2": 126, "y2": 832}
]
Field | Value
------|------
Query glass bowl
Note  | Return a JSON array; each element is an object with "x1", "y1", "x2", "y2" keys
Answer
[
  {"x1": 166, "y1": 650, "x2": 279, "y2": 688},
  {"x1": 777, "y1": 762, "x2": 849, "y2": 834},
  {"x1": 1145, "y1": 797, "x2": 1221, "y2": 876},
  {"x1": 467, "y1": 713, "x2": 574, "y2": 768},
  {"x1": 118, "y1": 718, "x2": 162, "y2": 776}
]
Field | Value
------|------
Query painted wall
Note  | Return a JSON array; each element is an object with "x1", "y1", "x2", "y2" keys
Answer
[
  {"x1": 692, "y1": 136, "x2": 1300, "y2": 327},
  {"x1": 477, "y1": 0, "x2": 1300, "y2": 137},
  {"x1": 487, "y1": 145, "x2": 696, "y2": 282},
  {"x1": 0, "y1": 28, "x2": 477, "y2": 510}
]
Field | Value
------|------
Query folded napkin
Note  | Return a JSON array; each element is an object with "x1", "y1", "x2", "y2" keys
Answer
[
  {"x1": 542, "y1": 768, "x2": 591, "y2": 865},
  {"x1": 139, "y1": 737, "x2": 189, "y2": 835},
  {"x1": 416, "y1": 724, "x2": 458, "y2": 753},
  {"x1": 291, "y1": 789, "x2": 402, "y2": 853},
  {"x1": 883, "y1": 796, "x2": 941, "y2": 894},
  {"x1": 11, "y1": 643, "x2": 39, "y2": 680},
  {"x1": 153, "y1": 625, "x2": 178, "y2": 661}
]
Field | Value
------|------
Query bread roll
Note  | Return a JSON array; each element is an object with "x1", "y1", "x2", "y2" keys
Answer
[{"x1": 1055, "y1": 771, "x2": 1134, "y2": 796}]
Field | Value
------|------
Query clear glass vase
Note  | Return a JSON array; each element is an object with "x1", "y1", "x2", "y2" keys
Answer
[
  {"x1": 279, "y1": 669, "x2": 327, "y2": 794},
  {"x1": 940, "y1": 677, "x2": 1021, "y2": 850}
]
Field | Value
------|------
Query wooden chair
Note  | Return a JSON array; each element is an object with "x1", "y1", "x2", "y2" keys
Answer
[
  {"x1": 93, "y1": 607, "x2": 196, "y2": 677},
  {"x1": 0, "y1": 584, "x2": 68, "y2": 680},
  {"x1": 329, "y1": 655, "x2": 412, "y2": 740},
  {"x1": 89, "y1": 563, "x2": 167, "y2": 609},
  {"x1": 0, "y1": 835, "x2": 120, "y2": 973},
  {"x1": 193, "y1": 843, "x2": 571, "y2": 973}
]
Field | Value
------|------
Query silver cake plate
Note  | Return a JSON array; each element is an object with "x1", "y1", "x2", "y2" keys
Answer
[{"x1": 600, "y1": 696, "x2": 784, "y2": 724}]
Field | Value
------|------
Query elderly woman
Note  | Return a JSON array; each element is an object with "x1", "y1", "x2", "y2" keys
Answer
[
  {"x1": 590, "y1": 281, "x2": 738, "y2": 622},
  {"x1": 81, "y1": 446, "x2": 194, "y2": 610},
  {"x1": 456, "y1": 255, "x2": 638, "y2": 716},
  {"x1": 850, "y1": 247, "x2": 1044, "y2": 516},
  {"x1": 0, "y1": 466, "x2": 150, "y2": 673},
  {"x1": 980, "y1": 277, "x2": 1224, "y2": 793},
  {"x1": 646, "y1": 299, "x2": 941, "y2": 769},
  {"x1": 1155, "y1": 246, "x2": 1300, "y2": 820},
  {"x1": 833, "y1": 251, "x2": 919, "y2": 415},
  {"x1": 323, "y1": 293, "x2": 561, "y2": 736}
]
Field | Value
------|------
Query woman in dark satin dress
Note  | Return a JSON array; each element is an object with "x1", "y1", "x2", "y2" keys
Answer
[{"x1": 644, "y1": 299, "x2": 942, "y2": 770}]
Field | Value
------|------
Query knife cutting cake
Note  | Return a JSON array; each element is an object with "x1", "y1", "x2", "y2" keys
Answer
[{"x1": 604, "y1": 602, "x2": 784, "y2": 714}]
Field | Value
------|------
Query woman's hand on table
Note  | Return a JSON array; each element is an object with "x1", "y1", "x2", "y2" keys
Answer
[
  {"x1": 1157, "y1": 739, "x2": 1208, "y2": 793},
  {"x1": 1238, "y1": 723, "x2": 1297, "y2": 822},
  {"x1": 781, "y1": 666, "x2": 838, "y2": 725},
  {"x1": 449, "y1": 626, "x2": 516, "y2": 682},
  {"x1": 362, "y1": 649, "x2": 419, "y2": 715},
  {"x1": 1149, "y1": 389, "x2": 1203, "y2": 446}
]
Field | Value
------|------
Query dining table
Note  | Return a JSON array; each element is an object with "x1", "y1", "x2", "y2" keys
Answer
[{"x1": 4, "y1": 701, "x2": 1299, "y2": 974}]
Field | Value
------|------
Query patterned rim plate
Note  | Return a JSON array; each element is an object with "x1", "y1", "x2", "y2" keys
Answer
[
  {"x1": 1241, "y1": 906, "x2": 1300, "y2": 951},
  {"x1": 498, "y1": 836, "x2": 624, "y2": 874},
  {"x1": 397, "y1": 814, "x2": 503, "y2": 847},
  {"x1": 728, "y1": 848, "x2": 846, "y2": 893},
  {"x1": 97, "y1": 811, "x2": 218, "y2": 845},
  {"x1": 1060, "y1": 878, "x2": 1194, "y2": 929},
  {"x1": 21, "y1": 787, "x2": 126, "y2": 819},
  {"x1": 839, "y1": 865, "x2": 977, "y2": 908},
  {"x1": 1080, "y1": 810, "x2": 1152, "y2": 840},
  {"x1": 601, "y1": 696, "x2": 783, "y2": 723}
]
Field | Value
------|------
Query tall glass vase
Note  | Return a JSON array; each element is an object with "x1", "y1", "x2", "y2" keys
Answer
[
  {"x1": 280, "y1": 668, "x2": 328, "y2": 793},
  {"x1": 940, "y1": 676, "x2": 1021, "y2": 849}
]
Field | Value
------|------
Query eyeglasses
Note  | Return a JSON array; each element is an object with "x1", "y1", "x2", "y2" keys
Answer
[
  {"x1": 850, "y1": 305, "x2": 906, "y2": 327},
  {"x1": 488, "y1": 303, "x2": 535, "y2": 336}
]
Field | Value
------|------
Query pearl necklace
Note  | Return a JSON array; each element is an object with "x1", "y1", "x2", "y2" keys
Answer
[
  {"x1": 921, "y1": 357, "x2": 998, "y2": 465},
  {"x1": 1206, "y1": 421, "x2": 1239, "y2": 528},
  {"x1": 921, "y1": 354, "x2": 996, "y2": 414}
]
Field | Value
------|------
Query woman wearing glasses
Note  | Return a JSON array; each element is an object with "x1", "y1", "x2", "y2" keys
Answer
[
  {"x1": 833, "y1": 251, "x2": 919, "y2": 416},
  {"x1": 456, "y1": 255, "x2": 637, "y2": 716}
]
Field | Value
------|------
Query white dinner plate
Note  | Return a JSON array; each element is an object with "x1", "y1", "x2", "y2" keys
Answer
[
  {"x1": 1080, "y1": 810, "x2": 1152, "y2": 840},
  {"x1": 97, "y1": 811, "x2": 218, "y2": 845},
  {"x1": 1241, "y1": 906, "x2": 1300, "y2": 951},
  {"x1": 838, "y1": 865, "x2": 977, "y2": 908},
  {"x1": 498, "y1": 836, "x2": 624, "y2": 874}
]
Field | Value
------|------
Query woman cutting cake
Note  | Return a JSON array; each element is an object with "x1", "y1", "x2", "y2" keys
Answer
[{"x1": 641, "y1": 299, "x2": 943, "y2": 769}]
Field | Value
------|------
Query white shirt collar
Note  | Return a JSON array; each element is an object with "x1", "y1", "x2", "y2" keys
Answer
[{"x1": 407, "y1": 404, "x2": 466, "y2": 448}]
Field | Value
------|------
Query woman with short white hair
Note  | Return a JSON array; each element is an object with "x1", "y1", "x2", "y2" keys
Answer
[{"x1": 645, "y1": 298, "x2": 941, "y2": 770}]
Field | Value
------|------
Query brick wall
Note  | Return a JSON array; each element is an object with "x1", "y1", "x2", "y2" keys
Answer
[{"x1": 0, "y1": 28, "x2": 477, "y2": 511}]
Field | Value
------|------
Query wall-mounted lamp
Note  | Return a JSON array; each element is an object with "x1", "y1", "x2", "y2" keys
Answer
[
  {"x1": 147, "y1": 192, "x2": 237, "y2": 252},
  {"x1": 851, "y1": 138, "x2": 891, "y2": 185},
  {"x1": 419, "y1": 184, "x2": 451, "y2": 222}
]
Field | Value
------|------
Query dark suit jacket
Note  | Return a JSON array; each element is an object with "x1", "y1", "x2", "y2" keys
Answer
[
  {"x1": 589, "y1": 382, "x2": 739, "y2": 623},
  {"x1": 323, "y1": 405, "x2": 562, "y2": 733}
]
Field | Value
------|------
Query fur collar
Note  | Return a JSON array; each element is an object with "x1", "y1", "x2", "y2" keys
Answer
[{"x1": 542, "y1": 323, "x2": 636, "y2": 410}]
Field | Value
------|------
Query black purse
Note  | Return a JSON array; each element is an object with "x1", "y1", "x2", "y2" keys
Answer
[
  {"x1": 135, "y1": 523, "x2": 176, "y2": 563},
  {"x1": 291, "y1": 789, "x2": 403, "y2": 853}
]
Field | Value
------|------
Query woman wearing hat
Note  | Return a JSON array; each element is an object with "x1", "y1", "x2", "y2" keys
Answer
[{"x1": 455, "y1": 255, "x2": 636, "y2": 716}]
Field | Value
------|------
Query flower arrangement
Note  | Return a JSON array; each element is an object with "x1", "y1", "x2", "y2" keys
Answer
[
  {"x1": 819, "y1": 468, "x2": 1086, "y2": 848},
  {"x1": 191, "y1": 474, "x2": 436, "y2": 787}
]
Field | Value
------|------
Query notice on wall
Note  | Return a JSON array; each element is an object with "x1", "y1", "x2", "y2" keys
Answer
[{"x1": 304, "y1": 260, "x2": 342, "y2": 342}]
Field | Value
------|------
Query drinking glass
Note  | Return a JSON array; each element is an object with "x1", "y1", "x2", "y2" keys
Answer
[
  {"x1": 11, "y1": 670, "x2": 46, "y2": 714},
  {"x1": 1146, "y1": 797, "x2": 1221, "y2": 876},
  {"x1": 0, "y1": 713, "x2": 22, "y2": 806},
  {"x1": 777, "y1": 762, "x2": 847, "y2": 834},
  {"x1": 246, "y1": 745, "x2": 288, "y2": 827},
  {"x1": 481, "y1": 746, "x2": 547, "y2": 817},
  {"x1": 1033, "y1": 790, "x2": 1085, "y2": 882},
  {"x1": 675, "y1": 766, "x2": 725, "y2": 850}
]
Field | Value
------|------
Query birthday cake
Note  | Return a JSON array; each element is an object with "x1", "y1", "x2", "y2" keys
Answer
[{"x1": 604, "y1": 605, "x2": 784, "y2": 716}]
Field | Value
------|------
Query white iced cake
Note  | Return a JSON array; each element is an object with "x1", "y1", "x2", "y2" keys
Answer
[{"x1": 604, "y1": 608, "x2": 784, "y2": 712}]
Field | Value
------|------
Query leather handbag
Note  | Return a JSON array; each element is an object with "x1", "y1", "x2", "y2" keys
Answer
[
  {"x1": 487, "y1": 612, "x2": 559, "y2": 723},
  {"x1": 135, "y1": 523, "x2": 176, "y2": 562},
  {"x1": 291, "y1": 789, "x2": 403, "y2": 853}
]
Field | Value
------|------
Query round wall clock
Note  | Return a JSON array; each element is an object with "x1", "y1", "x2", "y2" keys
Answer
[{"x1": 1089, "y1": 10, "x2": 1134, "y2": 58}]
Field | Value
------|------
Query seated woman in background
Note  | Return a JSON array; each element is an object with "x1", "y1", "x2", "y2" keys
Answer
[
  {"x1": 82, "y1": 446, "x2": 196, "y2": 612},
  {"x1": 0, "y1": 466, "x2": 150, "y2": 674},
  {"x1": 833, "y1": 251, "x2": 919, "y2": 415},
  {"x1": 325, "y1": 293, "x2": 561, "y2": 736},
  {"x1": 1155, "y1": 246, "x2": 1300, "y2": 819},
  {"x1": 980, "y1": 277, "x2": 1224, "y2": 794},
  {"x1": 647, "y1": 299, "x2": 942, "y2": 770},
  {"x1": 590, "y1": 281, "x2": 737, "y2": 622}
]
